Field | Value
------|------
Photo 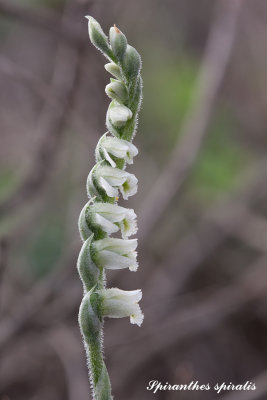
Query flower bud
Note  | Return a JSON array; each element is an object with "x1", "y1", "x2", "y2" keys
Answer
[
  {"x1": 109, "y1": 25, "x2": 127, "y2": 62},
  {"x1": 100, "y1": 288, "x2": 143, "y2": 326},
  {"x1": 104, "y1": 62, "x2": 123, "y2": 80},
  {"x1": 107, "y1": 101, "x2": 132, "y2": 128},
  {"x1": 122, "y1": 45, "x2": 141, "y2": 82},
  {"x1": 86, "y1": 16, "x2": 113, "y2": 60},
  {"x1": 105, "y1": 80, "x2": 128, "y2": 104}
]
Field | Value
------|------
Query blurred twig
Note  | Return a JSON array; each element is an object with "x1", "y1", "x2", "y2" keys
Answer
[
  {"x1": 0, "y1": 0, "x2": 84, "y2": 46},
  {"x1": 0, "y1": 241, "x2": 79, "y2": 351},
  {"x1": 46, "y1": 326, "x2": 89, "y2": 400},
  {"x1": 0, "y1": 236, "x2": 8, "y2": 314},
  {"x1": 143, "y1": 159, "x2": 267, "y2": 306},
  {"x1": 0, "y1": 54, "x2": 59, "y2": 107},
  {"x1": 138, "y1": 0, "x2": 242, "y2": 242},
  {"x1": 231, "y1": 210, "x2": 267, "y2": 253},
  {"x1": 0, "y1": 7, "x2": 86, "y2": 220},
  {"x1": 111, "y1": 254, "x2": 267, "y2": 387}
]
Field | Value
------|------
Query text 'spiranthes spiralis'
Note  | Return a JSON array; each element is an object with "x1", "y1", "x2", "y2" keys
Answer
[{"x1": 77, "y1": 16, "x2": 143, "y2": 400}]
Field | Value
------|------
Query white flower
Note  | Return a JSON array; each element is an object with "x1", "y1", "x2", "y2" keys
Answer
[
  {"x1": 100, "y1": 288, "x2": 144, "y2": 326},
  {"x1": 79, "y1": 202, "x2": 137, "y2": 240},
  {"x1": 95, "y1": 165, "x2": 138, "y2": 200},
  {"x1": 96, "y1": 133, "x2": 138, "y2": 167},
  {"x1": 93, "y1": 237, "x2": 138, "y2": 271},
  {"x1": 108, "y1": 102, "x2": 132, "y2": 127}
]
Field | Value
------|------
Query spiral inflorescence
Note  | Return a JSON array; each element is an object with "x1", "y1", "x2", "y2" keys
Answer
[{"x1": 77, "y1": 17, "x2": 143, "y2": 400}]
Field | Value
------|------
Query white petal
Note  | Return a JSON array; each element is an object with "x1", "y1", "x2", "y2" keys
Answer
[
  {"x1": 96, "y1": 250, "x2": 135, "y2": 270},
  {"x1": 99, "y1": 176, "x2": 118, "y2": 197},
  {"x1": 124, "y1": 141, "x2": 138, "y2": 164},
  {"x1": 127, "y1": 252, "x2": 139, "y2": 271},
  {"x1": 120, "y1": 174, "x2": 138, "y2": 200},
  {"x1": 109, "y1": 104, "x2": 132, "y2": 127},
  {"x1": 102, "y1": 137, "x2": 138, "y2": 164},
  {"x1": 101, "y1": 166, "x2": 127, "y2": 186},
  {"x1": 102, "y1": 146, "x2": 116, "y2": 168},
  {"x1": 93, "y1": 203, "x2": 127, "y2": 222},
  {"x1": 119, "y1": 213, "x2": 137, "y2": 239},
  {"x1": 101, "y1": 288, "x2": 143, "y2": 326},
  {"x1": 130, "y1": 307, "x2": 144, "y2": 327},
  {"x1": 94, "y1": 214, "x2": 119, "y2": 235},
  {"x1": 95, "y1": 237, "x2": 137, "y2": 254}
]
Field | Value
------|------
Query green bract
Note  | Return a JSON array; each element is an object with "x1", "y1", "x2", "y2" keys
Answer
[{"x1": 77, "y1": 16, "x2": 143, "y2": 400}]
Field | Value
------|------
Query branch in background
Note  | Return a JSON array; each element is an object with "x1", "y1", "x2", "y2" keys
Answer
[
  {"x1": 138, "y1": 0, "x2": 242, "y2": 242},
  {"x1": 110, "y1": 254, "x2": 267, "y2": 388},
  {"x1": 46, "y1": 326, "x2": 90, "y2": 400},
  {"x1": 231, "y1": 209, "x2": 267, "y2": 253},
  {"x1": 143, "y1": 159, "x2": 267, "y2": 308},
  {"x1": 0, "y1": 54, "x2": 59, "y2": 107},
  {"x1": 2, "y1": 159, "x2": 267, "y2": 354},
  {"x1": 0, "y1": 0, "x2": 84, "y2": 46},
  {"x1": 0, "y1": 241, "x2": 79, "y2": 351},
  {"x1": 0, "y1": 5, "x2": 86, "y2": 220},
  {"x1": 0, "y1": 236, "x2": 8, "y2": 314}
]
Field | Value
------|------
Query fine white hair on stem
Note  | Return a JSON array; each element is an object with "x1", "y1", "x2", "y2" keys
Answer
[{"x1": 77, "y1": 16, "x2": 143, "y2": 400}]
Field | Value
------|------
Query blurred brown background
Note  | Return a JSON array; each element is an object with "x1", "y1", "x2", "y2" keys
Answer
[{"x1": 1, "y1": 0, "x2": 267, "y2": 399}]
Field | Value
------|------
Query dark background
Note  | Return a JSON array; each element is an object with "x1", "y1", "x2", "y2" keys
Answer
[{"x1": 1, "y1": 0, "x2": 267, "y2": 399}]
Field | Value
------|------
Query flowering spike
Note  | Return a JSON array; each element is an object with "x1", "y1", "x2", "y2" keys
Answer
[{"x1": 77, "y1": 16, "x2": 143, "y2": 400}]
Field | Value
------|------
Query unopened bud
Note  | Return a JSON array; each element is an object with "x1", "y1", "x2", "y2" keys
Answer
[
  {"x1": 108, "y1": 102, "x2": 133, "y2": 127},
  {"x1": 109, "y1": 25, "x2": 127, "y2": 62},
  {"x1": 105, "y1": 80, "x2": 128, "y2": 103},
  {"x1": 86, "y1": 16, "x2": 113, "y2": 60},
  {"x1": 105, "y1": 62, "x2": 123, "y2": 80}
]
